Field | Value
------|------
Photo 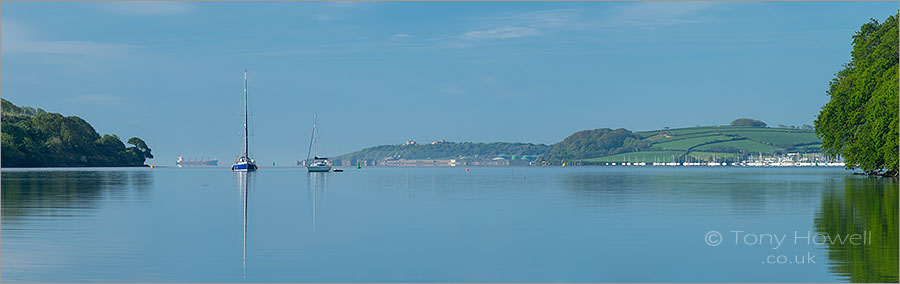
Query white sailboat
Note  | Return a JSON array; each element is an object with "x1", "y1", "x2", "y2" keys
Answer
[
  {"x1": 306, "y1": 111, "x2": 332, "y2": 172},
  {"x1": 232, "y1": 69, "x2": 258, "y2": 172}
]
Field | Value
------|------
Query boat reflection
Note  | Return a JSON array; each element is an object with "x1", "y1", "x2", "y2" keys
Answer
[
  {"x1": 308, "y1": 172, "x2": 329, "y2": 236},
  {"x1": 235, "y1": 171, "x2": 254, "y2": 279}
]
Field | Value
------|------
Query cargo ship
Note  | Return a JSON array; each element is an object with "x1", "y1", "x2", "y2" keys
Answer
[{"x1": 176, "y1": 155, "x2": 219, "y2": 167}]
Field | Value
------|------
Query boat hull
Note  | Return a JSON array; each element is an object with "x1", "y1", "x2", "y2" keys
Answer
[
  {"x1": 307, "y1": 165, "x2": 331, "y2": 172},
  {"x1": 232, "y1": 162, "x2": 258, "y2": 171}
]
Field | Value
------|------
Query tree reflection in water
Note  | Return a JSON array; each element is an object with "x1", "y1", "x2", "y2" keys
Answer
[{"x1": 815, "y1": 176, "x2": 898, "y2": 283}]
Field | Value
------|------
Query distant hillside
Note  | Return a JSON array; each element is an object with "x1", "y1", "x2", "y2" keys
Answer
[
  {"x1": 1, "y1": 99, "x2": 153, "y2": 167},
  {"x1": 333, "y1": 141, "x2": 551, "y2": 162},
  {"x1": 573, "y1": 125, "x2": 821, "y2": 164},
  {"x1": 336, "y1": 124, "x2": 822, "y2": 165},
  {"x1": 547, "y1": 128, "x2": 650, "y2": 161}
]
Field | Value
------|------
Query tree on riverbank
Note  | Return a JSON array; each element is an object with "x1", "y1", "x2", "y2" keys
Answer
[
  {"x1": 815, "y1": 13, "x2": 899, "y2": 176},
  {"x1": 1, "y1": 99, "x2": 153, "y2": 167}
]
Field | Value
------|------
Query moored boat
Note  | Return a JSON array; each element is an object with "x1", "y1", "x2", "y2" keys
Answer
[{"x1": 305, "y1": 111, "x2": 331, "y2": 173}]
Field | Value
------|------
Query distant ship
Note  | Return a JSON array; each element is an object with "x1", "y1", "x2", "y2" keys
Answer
[{"x1": 176, "y1": 156, "x2": 219, "y2": 167}]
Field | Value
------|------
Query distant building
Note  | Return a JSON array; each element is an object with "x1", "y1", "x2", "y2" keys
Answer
[
  {"x1": 431, "y1": 139, "x2": 447, "y2": 145},
  {"x1": 403, "y1": 140, "x2": 416, "y2": 145}
]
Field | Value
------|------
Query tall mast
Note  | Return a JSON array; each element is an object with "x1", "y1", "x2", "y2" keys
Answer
[
  {"x1": 313, "y1": 111, "x2": 318, "y2": 158},
  {"x1": 243, "y1": 69, "x2": 249, "y2": 158}
]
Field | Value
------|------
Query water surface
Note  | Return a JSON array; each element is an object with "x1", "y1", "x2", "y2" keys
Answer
[{"x1": 1, "y1": 167, "x2": 896, "y2": 282}]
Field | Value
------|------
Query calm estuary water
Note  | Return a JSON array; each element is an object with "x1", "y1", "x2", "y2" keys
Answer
[{"x1": 1, "y1": 167, "x2": 896, "y2": 282}]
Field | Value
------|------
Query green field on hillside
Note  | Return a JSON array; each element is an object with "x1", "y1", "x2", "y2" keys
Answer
[
  {"x1": 693, "y1": 139, "x2": 782, "y2": 153},
  {"x1": 651, "y1": 135, "x2": 735, "y2": 150},
  {"x1": 587, "y1": 126, "x2": 821, "y2": 162},
  {"x1": 339, "y1": 125, "x2": 823, "y2": 164},
  {"x1": 645, "y1": 132, "x2": 715, "y2": 143},
  {"x1": 719, "y1": 129, "x2": 819, "y2": 147}
]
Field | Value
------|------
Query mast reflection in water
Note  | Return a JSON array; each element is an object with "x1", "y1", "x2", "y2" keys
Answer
[
  {"x1": 235, "y1": 171, "x2": 253, "y2": 279},
  {"x1": 308, "y1": 172, "x2": 329, "y2": 236}
]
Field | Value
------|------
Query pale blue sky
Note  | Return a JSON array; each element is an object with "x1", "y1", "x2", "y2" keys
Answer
[{"x1": 2, "y1": 1, "x2": 896, "y2": 165}]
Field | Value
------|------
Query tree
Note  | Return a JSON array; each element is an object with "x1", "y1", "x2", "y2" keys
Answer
[
  {"x1": 547, "y1": 128, "x2": 645, "y2": 161},
  {"x1": 1, "y1": 134, "x2": 26, "y2": 166},
  {"x1": 815, "y1": 14, "x2": 898, "y2": 176},
  {"x1": 1, "y1": 99, "x2": 152, "y2": 167},
  {"x1": 730, "y1": 118, "x2": 767, "y2": 127},
  {"x1": 127, "y1": 137, "x2": 154, "y2": 161}
]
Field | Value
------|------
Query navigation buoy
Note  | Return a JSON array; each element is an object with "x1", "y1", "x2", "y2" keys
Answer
[{"x1": 466, "y1": 168, "x2": 469, "y2": 172}]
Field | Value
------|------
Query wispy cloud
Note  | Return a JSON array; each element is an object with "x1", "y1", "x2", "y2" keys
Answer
[
  {"x1": 490, "y1": 8, "x2": 582, "y2": 29},
  {"x1": 602, "y1": 2, "x2": 719, "y2": 27},
  {"x1": 446, "y1": 3, "x2": 718, "y2": 46},
  {"x1": 453, "y1": 9, "x2": 577, "y2": 42},
  {"x1": 458, "y1": 27, "x2": 541, "y2": 41},
  {"x1": 1, "y1": 21, "x2": 137, "y2": 56},
  {"x1": 100, "y1": 2, "x2": 192, "y2": 16},
  {"x1": 393, "y1": 33, "x2": 412, "y2": 39}
]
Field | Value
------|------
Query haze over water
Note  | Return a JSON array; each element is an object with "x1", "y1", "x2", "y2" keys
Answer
[{"x1": 2, "y1": 167, "x2": 895, "y2": 282}]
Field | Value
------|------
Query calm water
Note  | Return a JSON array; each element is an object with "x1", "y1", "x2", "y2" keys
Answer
[{"x1": 1, "y1": 167, "x2": 896, "y2": 282}]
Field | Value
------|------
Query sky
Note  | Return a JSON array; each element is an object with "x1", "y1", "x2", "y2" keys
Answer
[{"x1": 2, "y1": 1, "x2": 897, "y2": 166}]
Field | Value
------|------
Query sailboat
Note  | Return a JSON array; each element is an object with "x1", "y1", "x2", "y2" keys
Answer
[
  {"x1": 306, "y1": 111, "x2": 332, "y2": 172},
  {"x1": 232, "y1": 69, "x2": 258, "y2": 172}
]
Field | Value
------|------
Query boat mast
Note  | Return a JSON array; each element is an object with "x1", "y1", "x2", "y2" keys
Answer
[
  {"x1": 313, "y1": 111, "x2": 318, "y2": 159},
  {"x1": 243, "y1": 69, "x2": 249, "y2": 159}
]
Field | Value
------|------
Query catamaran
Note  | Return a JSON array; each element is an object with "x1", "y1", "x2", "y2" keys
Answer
[
  {"x1": 306, "y1": 111, "x2": 332, "y2": 172},
  {"x1": 233, "y1": 70, "x2": 258, "y2": 172}
]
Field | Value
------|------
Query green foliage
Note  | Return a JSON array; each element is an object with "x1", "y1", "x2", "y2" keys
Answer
[
  {"x1": 1, "y1": 99, "x2": 152, "y2": 167},
  {"x1": 815, "y1": 14, "x2": 899, "y2": 174},
  {"x1": 547, "y1": 128, "x2": 650, "y2": 160},
  {"x1": 127, "y1": 137, "x2": 154, "y2": 160},
  {"x1": 730, "y1": 118, "x2": 767, "y2": 127}
]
